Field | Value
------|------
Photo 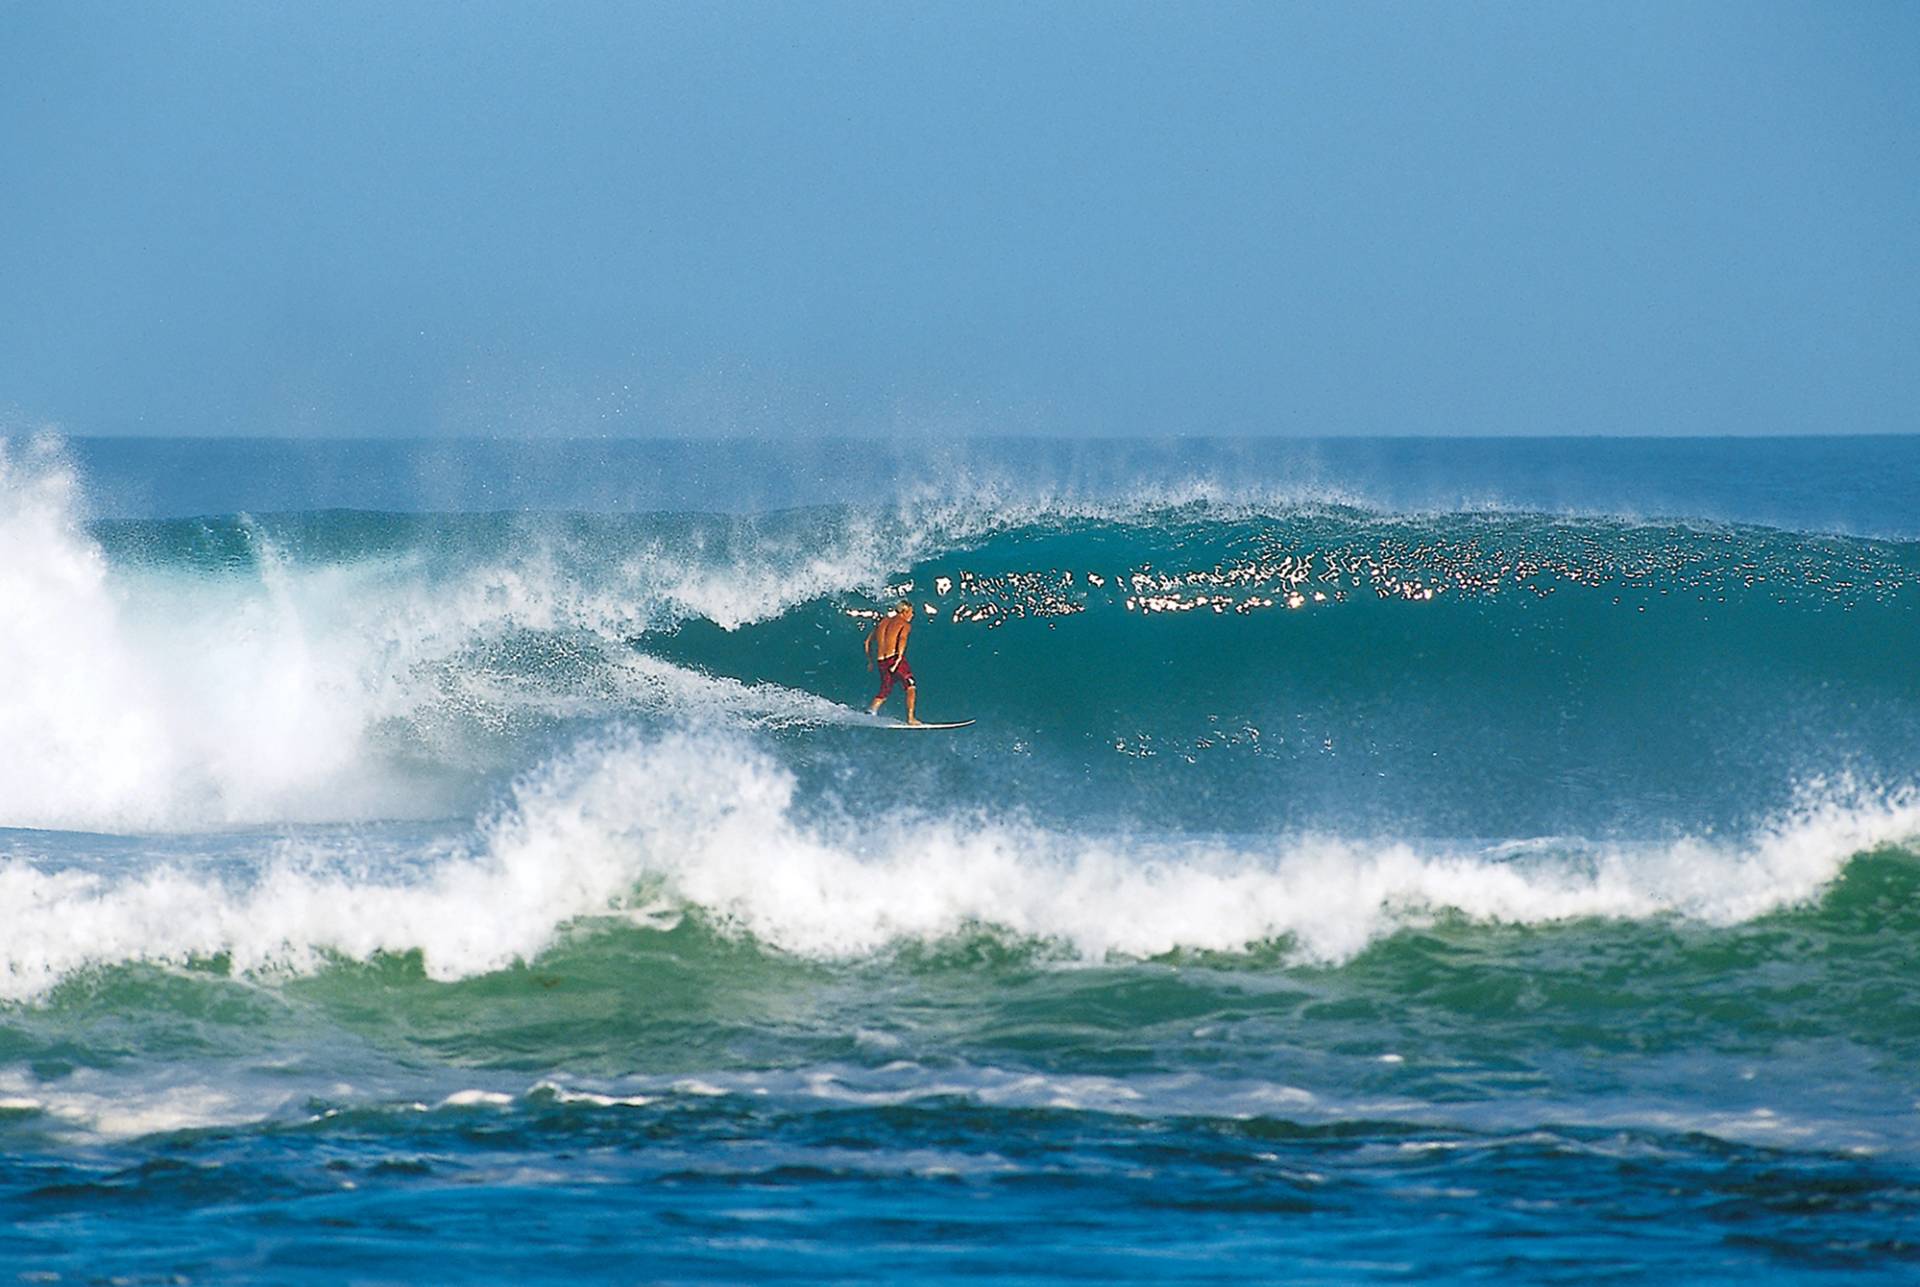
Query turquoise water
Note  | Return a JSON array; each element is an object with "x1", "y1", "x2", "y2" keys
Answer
[{"x1": 3, "y1": 435, "x2": 1919, "y2": 1282}]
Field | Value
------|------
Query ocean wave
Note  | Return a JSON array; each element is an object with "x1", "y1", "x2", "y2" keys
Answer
[
  {"x1": 6, "y1": 436, "x2": 1917, "y2": 833},
  {"x1": 2, "y1": 730, "x2": 1914, "y2": 1005}
]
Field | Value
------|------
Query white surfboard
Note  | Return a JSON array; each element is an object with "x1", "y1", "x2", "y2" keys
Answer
[{"x1": 878, "y1": 719, "x2": 975, "y2": 730}]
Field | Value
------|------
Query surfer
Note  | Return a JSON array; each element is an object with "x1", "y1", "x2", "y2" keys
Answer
[{"x1": 865, "y1": 600, "x2": 920, "y2": 725}]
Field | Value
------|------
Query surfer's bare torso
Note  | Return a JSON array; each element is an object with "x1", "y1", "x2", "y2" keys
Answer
[{"x1": 866, "y1": 601, "x2": 919, "y2": 724}]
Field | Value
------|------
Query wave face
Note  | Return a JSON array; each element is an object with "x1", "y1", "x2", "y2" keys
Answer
[{"x1": 5, "y1": 434, "x2": 1920, "y2": 1281}]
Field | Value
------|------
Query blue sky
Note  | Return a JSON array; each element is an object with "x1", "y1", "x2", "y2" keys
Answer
[{"x1": 2, "y1": 0, "x2": 1916, "y2": 437}]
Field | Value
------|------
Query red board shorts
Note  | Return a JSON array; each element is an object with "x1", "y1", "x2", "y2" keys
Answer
[{"x1": 875, "y1": 656, "x2": 914, "y2": 699}]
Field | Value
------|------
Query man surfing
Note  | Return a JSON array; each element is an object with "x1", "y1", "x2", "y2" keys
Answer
[{"x1": 865, "y1": 600, "x2": 920, "y2": 725}]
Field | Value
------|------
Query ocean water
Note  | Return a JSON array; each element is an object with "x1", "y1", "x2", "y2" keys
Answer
[{"x1": 3, "y1": 433, "x2": 1919, "y2": 1283}]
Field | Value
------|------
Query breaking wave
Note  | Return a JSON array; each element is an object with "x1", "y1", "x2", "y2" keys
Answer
[{"x1": 3, "y1": 730, "x2": 1917, "y2": 1003}]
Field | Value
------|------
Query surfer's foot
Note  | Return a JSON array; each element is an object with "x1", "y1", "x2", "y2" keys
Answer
[{"x1": 906, "y1": 718, "x2": 924, "y2": 726}]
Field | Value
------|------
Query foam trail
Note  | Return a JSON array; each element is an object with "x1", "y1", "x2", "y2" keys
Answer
[{"x1": 2, "y1": 732, "x2": 1913, "y2": 1004}]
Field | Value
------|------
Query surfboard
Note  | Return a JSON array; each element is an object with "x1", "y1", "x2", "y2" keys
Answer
[{"x1": 879, "y1": 719, "x2": 975, "y2": 730}]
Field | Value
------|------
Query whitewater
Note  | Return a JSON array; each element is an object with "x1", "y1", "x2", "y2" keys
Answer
[{"x1": 4, "y1": 433, "x2": 1920, "y2": 1283}]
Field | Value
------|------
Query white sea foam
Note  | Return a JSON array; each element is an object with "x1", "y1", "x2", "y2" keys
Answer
[
  {"x1": 0, "y1": 437, "x2": 456, "y2": 828},
  {"x1": 0, "y1": 1064, "x2": 283, "y2": 1138},
  {"x1": 0, "y1": 438, "x2": 908, "y2": 831},
  {"x1": 0, "y1": 730, "x2": 1914, "y2": 1005},
  {"x1": 478, "y1": 738, "x2": 1917, "y2": 965}
]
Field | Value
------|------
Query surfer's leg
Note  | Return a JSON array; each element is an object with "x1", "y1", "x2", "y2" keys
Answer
[{"x1": 904, "y1": 677, "x2": 918, "y2": 725}]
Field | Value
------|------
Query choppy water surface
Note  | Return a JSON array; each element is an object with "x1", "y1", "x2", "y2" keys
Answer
[{"x1": 3, "y1": 435, "x2": 1919, "y2": 1283}]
